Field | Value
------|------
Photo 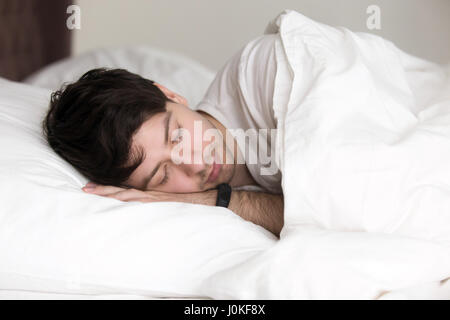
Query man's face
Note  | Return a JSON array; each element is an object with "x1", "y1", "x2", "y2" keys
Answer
[{"x1": 124, "y1": 101, "x2": 236, "y2": 193}]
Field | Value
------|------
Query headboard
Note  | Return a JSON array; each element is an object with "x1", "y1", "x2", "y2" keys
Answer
[{"x1": 0, "y1": 0, "x2": 72, "y2": 81}]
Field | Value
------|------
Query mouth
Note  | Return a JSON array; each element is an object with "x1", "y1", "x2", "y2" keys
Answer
[{"x1": 207, "y1": 162, "x2": 222, "y2": 184}]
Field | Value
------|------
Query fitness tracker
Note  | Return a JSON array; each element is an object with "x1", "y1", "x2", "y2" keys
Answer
[{"x1": 215, "y1": 183, "x2": 232, "y2": 208}]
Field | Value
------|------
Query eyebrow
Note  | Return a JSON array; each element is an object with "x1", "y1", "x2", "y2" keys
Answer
[{"x1": 140, "y1": 111, "x2": 172, "y2": 189}]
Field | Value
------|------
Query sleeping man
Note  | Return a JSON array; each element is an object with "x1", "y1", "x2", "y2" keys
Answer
[{"x1": 43, "y1": 34, "x2": 285, "y2": 237}]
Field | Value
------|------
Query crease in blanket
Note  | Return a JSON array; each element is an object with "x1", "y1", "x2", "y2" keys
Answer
[{"x1": 200, "y1": 10, "x2": 450, "y2": 300}]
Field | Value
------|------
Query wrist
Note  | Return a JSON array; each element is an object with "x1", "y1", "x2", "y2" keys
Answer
[
  {"x1": 180, "y1": 189, "x2": 218, "y2": 206},
  {"x1": 215, "y1": 183, "x2": 232, "y2": 208},
  {"x1": 228, "y1": 190, "x2": 243, "y2": 214}
]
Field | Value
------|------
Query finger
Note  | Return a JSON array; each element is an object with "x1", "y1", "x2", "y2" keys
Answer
[
  {"x1": 121, "y1": 197, "x2": 154, "y2": 203},
  {"x1": 82, "y1": 184, "x2": 127, "y2": 195},
  {"x1": 105, "y1": 189, "x2": 147, "y2": 201}
]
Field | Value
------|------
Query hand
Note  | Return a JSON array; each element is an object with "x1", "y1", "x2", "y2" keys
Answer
[
  {"x1": 81, "y1": 181, "x2": 175, "y2": 203},
  {"x1": 81, "y1": 181, "x2": 217, "y2": 205},
  {"x1": 82, "y1": 182, "x2": 283, "y2": 237}
]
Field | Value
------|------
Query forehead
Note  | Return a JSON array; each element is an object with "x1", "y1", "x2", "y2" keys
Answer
[
  {"x1": 125, "y1": 112, "x2": 167, "y2": 187},
  {"x1": 133, "y1": 112, "x2": 167, "y2": 145},
  {"x1": 128, "y1": 112, "x2": 168, "y2": 169}
]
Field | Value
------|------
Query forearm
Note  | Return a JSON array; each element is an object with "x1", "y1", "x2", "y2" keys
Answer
[
  {"x1": 84, "y1": 183, "x2": 284, "y2": 236},
  {"x1": 229, "y1": 190, "x2": 284, "y2": 238}
]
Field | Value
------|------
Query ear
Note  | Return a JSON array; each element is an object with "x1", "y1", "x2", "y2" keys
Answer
[{"x1": 154, "y1": 82, "x2": 189, "y2": 106}]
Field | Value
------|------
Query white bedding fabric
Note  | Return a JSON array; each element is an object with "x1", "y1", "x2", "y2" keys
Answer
[
  {"x1": 0, "y1": 50, "x2": 277, "y2": 299},
  {"x1": 199, "y1": 10, "x2": 450, "y2": 299},
  {"x1": 0, "y1": 290, "x2": 210, "y2": 300},
  {"x1": 2, "y1": 10, "x2": 450, "y2": 300},
  {"x1": 24, "y1": 45, "x2": 215, "y2": 108}
]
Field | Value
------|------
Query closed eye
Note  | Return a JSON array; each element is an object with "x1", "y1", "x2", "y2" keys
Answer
[
  {"x1": 160, "y1": 165, "x2": 169, "y2": 185},
  {"x1": 171, "y1": 122, "x2": 183, "y2": 144}
]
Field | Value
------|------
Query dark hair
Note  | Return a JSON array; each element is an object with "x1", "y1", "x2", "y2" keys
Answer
[{"x1": 43, "y1": 68, "x2": 171, "y2": 188}]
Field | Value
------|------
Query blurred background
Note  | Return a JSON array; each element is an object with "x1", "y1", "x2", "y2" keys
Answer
[
  {"x1": 74, "y1": 0, "x2": 450, "y2": 71},
  {"x1": 1, "y1": 0, "x2": 449, "y2": 81}
]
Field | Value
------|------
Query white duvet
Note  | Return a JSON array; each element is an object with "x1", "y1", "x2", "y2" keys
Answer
[
  {"x1": 2, "y1": 9, "x2": 449, "y2": 300},
  {"x1": 200, "y1": 10, "x2": 450, "y2": 299}
]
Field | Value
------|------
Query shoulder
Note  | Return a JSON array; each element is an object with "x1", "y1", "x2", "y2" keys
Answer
[
  {"x1": 193, "y1": 34, "x2": 279, "y2": 129},
  {"x1": 240, "y1": 34, "x2": 278, "y2": 61},
  {"x1": 207, "y1": 34, "x2": 279, "y2": 93}
]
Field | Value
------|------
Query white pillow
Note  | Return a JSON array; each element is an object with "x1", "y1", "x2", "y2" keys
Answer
[
  {"x1": 0, "y1": 77, "x2": 276, "y2": 297},
  {"x1": 24, "y1": 45, "x2": 215, "y2": 108}
]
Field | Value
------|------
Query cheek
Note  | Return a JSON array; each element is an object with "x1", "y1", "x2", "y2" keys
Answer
[
  {"x1": 160, "y1": 171, "x2": 200, "y2": 193},
  {"x1": 182, "y1": 121, "x2": 216, "y2": 157}
]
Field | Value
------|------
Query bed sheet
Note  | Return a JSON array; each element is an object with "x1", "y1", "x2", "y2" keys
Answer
[
  {"x1": 0, "y1": 290, "x2": 211, "y2": 300},
  {"x1": 3, "y1": 280, "x2": 450, "y2": 299},
  {"x1": 199, "y1": 10, "x2": 450, "y2": 300}
]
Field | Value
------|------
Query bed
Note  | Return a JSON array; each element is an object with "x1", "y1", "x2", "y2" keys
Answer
[
  {"x1": 1, "y1": 2, "x2": 450, "y2": 300},
  {"x1": 0, "y1": 0, "x2": 259, "y2": 300}
]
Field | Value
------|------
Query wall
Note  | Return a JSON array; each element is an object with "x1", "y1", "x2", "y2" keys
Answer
[{"x1": 73, "y1": 0, "x2": 450, "y2": 72}]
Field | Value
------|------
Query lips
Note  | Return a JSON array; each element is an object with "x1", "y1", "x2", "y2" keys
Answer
[{"x1": 207, "y1": 162, "x2": 222, "y2": 183}]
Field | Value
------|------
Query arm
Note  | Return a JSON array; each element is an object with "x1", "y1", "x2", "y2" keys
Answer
[
  {"x1": 82, "y1": 184, "x2": 284, "y2": 238},
  {"x1": 229, "y1": 190, "x2": 284, "y2": 238}
]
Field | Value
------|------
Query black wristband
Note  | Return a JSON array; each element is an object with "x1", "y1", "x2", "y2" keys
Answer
[{"x1": 215, "y1": 183, "x2": 232, "y2": 208}]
